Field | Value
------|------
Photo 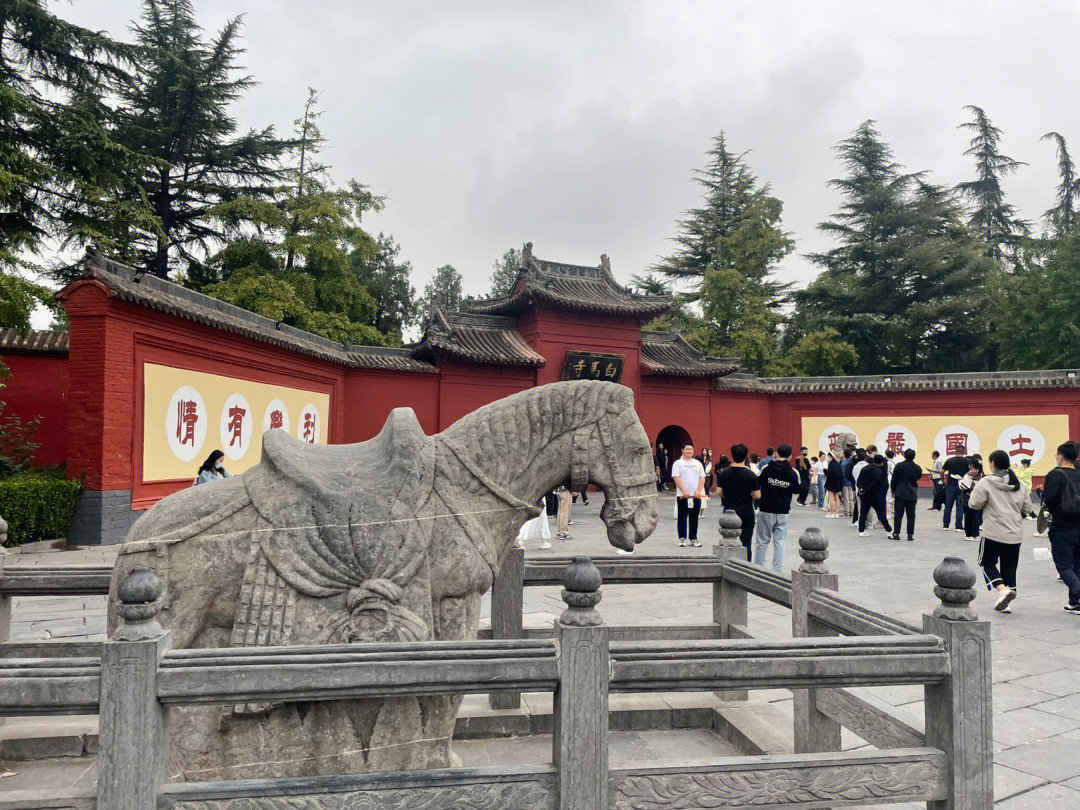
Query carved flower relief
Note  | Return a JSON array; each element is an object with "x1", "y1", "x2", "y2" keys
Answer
[{"x1": 614, "y1": 761, "x2": 940, "y2": 808}]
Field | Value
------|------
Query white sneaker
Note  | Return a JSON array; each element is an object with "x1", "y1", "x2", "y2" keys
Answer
[
  {"x1": 539, "y1": 541, "x2": 552, "y2": 550},
  {"x1": 995, "y1": 589, "x2": 1016, "y2": 612},
  {"x1": 616, "y1": 548, "x2": 634, "y2": 555},
  {"x1": 858, "y1": 531, "x2": 867, "y2": 537}
]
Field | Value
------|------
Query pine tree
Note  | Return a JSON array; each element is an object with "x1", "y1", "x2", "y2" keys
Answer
[
  {"x1": 116, "y1": 0, "x2": 292, "y2": 277},
  {"x1": 351, "y1": 235, "x2": 418, "y2": 343},
  {"x1": 1041, "y1": 132, "x2": 1079, "y2": 236},
  {"x1": 420, "y1": 265, "x2": 464, "y2": 317},
  {"x1": 651, "y1": 133, "x2": 792, "y2": 369},
  {"x1": 489, "y1": 248, "x2": 521, "y2": 297},
  {"x1": 0, "y1": 0, "x2": 153, "y2": 274},
  {"x1": 956, "y1": 105, "x2": 1027, "y2": 263},
  {"x1": 791, "y1": 121, "x2": 993, "y2": 374}
]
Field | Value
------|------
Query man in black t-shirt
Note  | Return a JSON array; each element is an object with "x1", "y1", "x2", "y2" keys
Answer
[
  {"x1": 1044, "y1": 441, "x2": 1080, "y2": 611},
  {"x1": 941, "y1": 446, "x2": 970, "y2": 531},
  {"x1": 654, "y1": 443, "x2": 668, "y2": 492},
  {"x1": 755, "y1": 444, "x2": 800, "y2": 572},
  {"x1": 716, "y1": 443, "x2": 761, "y2": 561}
]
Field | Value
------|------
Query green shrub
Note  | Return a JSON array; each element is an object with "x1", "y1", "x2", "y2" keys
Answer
[{"x1": 0, "y1": 473, "x2": 82, "y2": 546}]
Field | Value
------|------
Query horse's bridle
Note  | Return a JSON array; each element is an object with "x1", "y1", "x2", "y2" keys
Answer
[{"x1": 570, "y1": 405, "x2": 657, "y2": 523}]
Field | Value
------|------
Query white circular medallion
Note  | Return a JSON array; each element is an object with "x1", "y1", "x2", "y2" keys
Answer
[
  {"x1": 933, "y1": 424, "x2": 980, "y2": 457},
  {"x1": 298, "y1": 403, "x2": 320, "y2": 444},
  {"x1": 165, "y1": 386, "x2": 207, "y2": 463},
  {"x1": 219, "y1": 393, "x2": 252, "y2": 460},
  {"x1": 996, "y1": 424, "x2": 1046, "y2": 465},
  {"x1": 875, "y1": 424, "x2": 918, "y2": 456},
  {"x1": 818, "y1": 424, "x2": 857, "y2": 455},
  {"x1": 263, "y1": 399, "x2": 290, "y2": 434}
]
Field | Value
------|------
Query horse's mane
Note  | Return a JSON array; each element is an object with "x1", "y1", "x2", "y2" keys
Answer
[{"x1": 439, "y1": 381, "x2": 633, "y2": 489}]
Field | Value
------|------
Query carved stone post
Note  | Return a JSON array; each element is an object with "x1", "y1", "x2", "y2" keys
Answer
[
  {"x1": 0, "y1": 542, "x2": 10, "y2": 644},
  {"x1": 553, "y1": 556, "x2": 608, "y2": 810},
  {"x1": 923, "y1": 557, "x2": 993, "y2": 810},
  {"x1": 714, "y1": 511, "x2": 748, "y2": 700},
  {"x1": 791, "y1": 528, "x2": 841, "y2": 754},
  {"x1": 98, "y1": 567, "x2": 170, "y2": 810},
  {"x1": 490, "y1": 544, "x2": 525, "y2": 709}
]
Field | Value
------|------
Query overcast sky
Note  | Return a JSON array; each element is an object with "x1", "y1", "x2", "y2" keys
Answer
[{"x1": 62, "y1": 0, "x2": 1080, "y2": 302}]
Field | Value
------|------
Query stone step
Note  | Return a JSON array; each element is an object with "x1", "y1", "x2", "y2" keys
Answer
[
  {"x1": 454, "y1": 691, "x2": 744, "y2": 738},
  {"x1": 0, "y1": 716, "x2": 97, "y2": 760},
  {"x1": 711, "y1": 701, "x2": 794, "y2": 755}
]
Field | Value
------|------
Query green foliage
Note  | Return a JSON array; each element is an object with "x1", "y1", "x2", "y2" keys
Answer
[
  {"x1": 789, "y1": 121, "x2": 994, "y2": 375},
  {"x1": 996, "y1": 231, "x2": 1080, "y2": 369},
  {"x1": 489, "y1": 248, "x2": 522, "y2": 297},
  {"x1": 0, "y1": 472, "x2": 82, "y2": 546},
  {"x1": 651, "y1": 133, "x2": 792, "y2": 372},
  {"x1": 352, "y1": 236, "x2": 417, "y2": 343},
  {"x1": 0, "y1": 271, "x2": 61, "y2": 331},
  {"x1": 0, "y1": 0, "x2": 154, "y2": 272},
  {"x1": 420, "y1": 264, "x2": 464, "y2": 327},
  {"x1": 1042, "y1": 132, "x2": 1079, "y2": 237},
  {"x1": 768, "y1": 328, "x2": 858, "y2": 377},
  {"x1": 956, "y1": 105, "x2": 1027, "y2": 263},
  {"x1": 114, "y1": 0, "x2": 293, "y2": 277}
]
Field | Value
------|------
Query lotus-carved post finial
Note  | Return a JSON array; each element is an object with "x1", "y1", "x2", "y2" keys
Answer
[
  {"x1": 932, "y1": 556, "x2": 978, "y2": 621},
  {"x1": 560, "y1": 555, "x2": 603, "y2": 627},
  {"x1": 115, "y1": 567, "x2": 165, "y2": 641},
  {"x1": 718, "y1": 510, "x2": 743, "y2": 549},
  {"x1": 798, "y1": 527, "x2": 829, "y2": 574}
]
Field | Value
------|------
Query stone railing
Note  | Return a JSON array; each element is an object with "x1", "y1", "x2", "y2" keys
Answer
[{"x1": 1, "y1": 520, "x2": 992, "y2": 810}]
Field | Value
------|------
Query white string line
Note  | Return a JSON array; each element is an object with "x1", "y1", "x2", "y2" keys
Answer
[
  {"x1": 169, "y1": 732, "x2": 455, "y2": 781},
  {"x1": 133, "y1": 493, "x2": 660, "y2": 547}
]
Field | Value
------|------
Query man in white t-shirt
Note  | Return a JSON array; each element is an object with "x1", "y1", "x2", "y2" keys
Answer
[{"x1": 672, "y1": 442, "x2": 707, "y2": 547}]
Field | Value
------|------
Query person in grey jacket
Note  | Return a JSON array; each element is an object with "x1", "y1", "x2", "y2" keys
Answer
[{"x1": 968, "y1": 449, "x2": 1033, "y2": 613}]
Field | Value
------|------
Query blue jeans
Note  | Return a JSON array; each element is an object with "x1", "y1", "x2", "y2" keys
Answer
[
  {"x1": 816, "y1": 478, "x2": 827, "y2": 508},
  {"x1": 942, "y1": 483, "x2": 963, "y2": 529},
  {"x1": 754, "y1": 511, "x2": 789, "y2": 572}
]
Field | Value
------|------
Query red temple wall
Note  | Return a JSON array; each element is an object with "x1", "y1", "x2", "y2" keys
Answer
[
  {"x1": 436, "y1": 361, "x2": 536, "y2": 430},
  {"x1": 517, "y1": 307, "x2": 643, "y2": 399},
  {"x1": 344, "y1": 369, "x2": 440, "y2": 441},
  {"x1": 639, "y1": 376, "x2": 713, "y2": 452},
  {"x1": 0, "y1": 352, "x2": 69, "y2": 468},
  {"x1": 708, "y1": 390, "x2": 775, "y2": 458}
]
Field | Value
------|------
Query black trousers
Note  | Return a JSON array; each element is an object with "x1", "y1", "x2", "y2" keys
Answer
[
  {"x1": 978, "y1": 538, "x2": 1019, "y2": 590},
  {"x1": 893, "y1": 497, "x2": 916, "y2": 537},
  {"x1": 963, "y1": 506, "x2": 982, "y2": 538},
  {"x1": 677, "y1": 497, "x2": 701, "y2": 541},
  {"x1": 734, "y1": 504, "x2": 755, "y2": 562},
  {"x1": 797, "y1": 473, "x2": 810, "y2": 505},
  {"x1": 931, "y1": 480, "x2": 945, "y2": 509},
  {"x1": 858, "y1": 491, "x2": 891, "y2": 533}
]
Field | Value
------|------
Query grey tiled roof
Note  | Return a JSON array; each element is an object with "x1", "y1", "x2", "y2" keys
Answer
[
  {"x1": 716, "y1": 369, "x2": 1080, "y2": 393},
  {"x1": 0, "y1": 328, "x2": 69, "y2": 355},
  {"x1": 414, "y1": 309, "x2": 545, "y2": 367},
  {"x1": 66, "y1": 249, "x2": 436, "y2": 373},
  {"x1": 713, "y1": 373, "x2": 775, "y2": 393},
  {"x1": 467, "y1": 243, "x2": 675, "y2": 318},
  {"x1": 640, "y1": 330, "x2": 738, "y2": 377}
]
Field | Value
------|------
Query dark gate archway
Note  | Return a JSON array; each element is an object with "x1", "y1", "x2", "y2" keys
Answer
[{"x1": 656, "y1": 424, "x2": 693, "y2": 458}]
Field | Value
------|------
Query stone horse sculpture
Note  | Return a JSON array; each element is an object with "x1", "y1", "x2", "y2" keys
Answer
[{"x1": 108, "y1": 380, "x2": 659, "y2": 780}]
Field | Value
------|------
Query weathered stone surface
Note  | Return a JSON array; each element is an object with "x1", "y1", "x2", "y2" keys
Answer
[{"x1": 107, "y1": 381, "x2": 658, "y2": 779}]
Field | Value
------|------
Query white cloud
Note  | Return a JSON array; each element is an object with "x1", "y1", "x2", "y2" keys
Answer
[{"x1": 57, "y1": 0, "x2": 1080, "y2": 303}]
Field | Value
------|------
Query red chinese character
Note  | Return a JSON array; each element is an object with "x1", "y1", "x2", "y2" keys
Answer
[
  {"x1": 226, "y1": 405, "x2": 246, "y2": 447},
  {"x1": 303, "y1": 412, "x2": 316, "y2": 443},
  {"x1": 1009, "y1": 434, "x2": 1034, "y2": 457},
  {"x1": 945, "y1": 432, "x2": 968, "y2": 456},
  {"x1": 886, "y1": 431, "x2": 906, "y2": 454},
  {"x1": 827, "y1": 432, "x2": 840, "y2": 451},
  {"x1": 176, "y1": 400, "x2": 198, "y2": 446},
  {"x1": 268, "y1": 409, "x2": 283, "y2": 430}
]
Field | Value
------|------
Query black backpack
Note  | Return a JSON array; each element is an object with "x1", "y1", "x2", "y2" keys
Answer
[{"x1": 1057, "y1": 472, "x2": 1080, "y2": 518}]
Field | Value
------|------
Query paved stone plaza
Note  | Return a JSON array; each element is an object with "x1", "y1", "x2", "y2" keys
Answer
[{"x1": 5, "y1": 491, "x2": 1079, "y2": 806}]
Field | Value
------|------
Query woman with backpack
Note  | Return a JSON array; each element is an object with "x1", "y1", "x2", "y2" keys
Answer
[{"x1": 969, "y1": 450, "x2": 1033, "y2": 612}]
